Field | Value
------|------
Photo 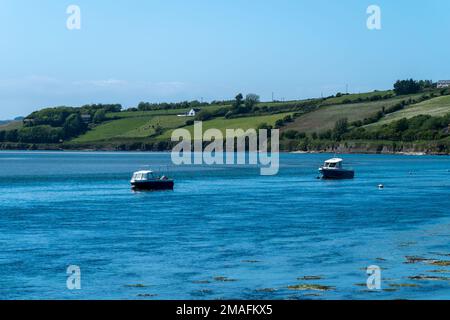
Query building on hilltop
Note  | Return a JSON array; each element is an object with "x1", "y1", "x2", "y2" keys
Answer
[
  {"x1": 437, "y1": 80, "x2": 450, "y2": 88},
  {"x1": 81, "y1": 114, "x2": 92, "y2": 124}
]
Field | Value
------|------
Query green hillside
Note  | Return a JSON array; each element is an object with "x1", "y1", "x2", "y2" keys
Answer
[
  {"x1": 0, "y1": 120, "x2": 23, "y2": 131},
  {"x1": 2, "y1": 80, "x2": 450, "y2": 154},
  {"x1": 72, "y1": 115, "x2": 186, "y2": 143},
  {"x1": 283, "y1": 94, "x2": 424, "y2": 134},
  {"x1": 368, "y1": 95, "x2": 450, "y2": 127},
  {"x1": 161, "y1": 112, "x2": 293, "y2": 140},
  {"x1": 321, "y1": 90, "x2": 394, "y2": 106}
]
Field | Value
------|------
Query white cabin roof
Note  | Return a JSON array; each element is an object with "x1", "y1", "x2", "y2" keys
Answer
[
  {"x1": 133, "y1": 170, "x2": 153, "y2": 175},
  {"x1": 325, "y1": 158, "x2": 343, "y2": 164}
]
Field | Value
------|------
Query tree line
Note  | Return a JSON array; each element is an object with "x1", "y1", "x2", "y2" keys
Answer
[{"x1": 0, "y1": 104, "x2": 122, "y2": 143}]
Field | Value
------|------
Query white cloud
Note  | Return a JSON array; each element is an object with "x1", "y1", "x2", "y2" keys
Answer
[{"x1": 73, "y1": 79, "x2": 128, "y2": 87}]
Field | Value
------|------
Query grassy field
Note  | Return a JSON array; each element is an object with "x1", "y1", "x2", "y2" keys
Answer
[
  {"x1": 72, "y1": 117, "x2": 154, "y2": 142},
  {"x1": 161, "y1": 113, "x2": 293, "y2": 139},
  {"x1": 120, "y1": 116, "x2": 186, "y2": 138},
  {"x1": 283, "y1": 94, "x2": 424, "y2": 134},
  {"x1": 72, "y1": 112, "x2": 292, "y2": 143},
  {"x1": 367, "y1": 95, "x2": 450, "y2": 127},
  {"x1": 321, "y1": 90, "x2": 394, "y2": 106},
  {"x1": 72, "y1": 115, "x2": 187, "y2": 143}
]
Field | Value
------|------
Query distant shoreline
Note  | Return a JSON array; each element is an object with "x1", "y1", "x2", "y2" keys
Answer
[
  {"x1": 0, "y1": 146, "x2": 447, "y2": 156},
  {"x1": 290, "y1": 150, "x2": 429, "y2": 156}
]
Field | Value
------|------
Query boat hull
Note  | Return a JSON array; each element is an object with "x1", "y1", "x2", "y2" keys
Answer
[
  {"x1": 319, "y1": 168, "x2": 354, "y2": 180},
  {"x1": 131, "y1": 180, "x2": 174, "y2": 190}
]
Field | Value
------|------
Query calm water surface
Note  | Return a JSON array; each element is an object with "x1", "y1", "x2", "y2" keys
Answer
[{"x1": 0, "y1": 151, "x2": 449, "y2": 299}]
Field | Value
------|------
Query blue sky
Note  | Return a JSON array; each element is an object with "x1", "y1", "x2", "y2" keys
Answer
[{"x1": 1, "y1": 0, "x2": 449, "y2": 118}]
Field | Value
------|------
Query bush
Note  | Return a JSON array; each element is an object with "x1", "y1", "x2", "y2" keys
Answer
[
  {"x1": 394, "y1": 79, "x2": 422, "y2": 95},
  {"x1": 18, "y1": 125, "x2": 64, "y2": 143},
  {"x1": 319, "y1": 130, "x2": 332, "y2": 140},
  {"x1": 283, "y1": 115, "x2": 293, "y2": 123},
  {"x1": 195, "y1": 110, "x2": 213, "y2": 121},
  {"x1": 224, "y1": 111, "x2": 233, "y2": 119},
  {"x1": 257, "y1": 123, "x2": 273, "y2": 130},
  {"x1": 93, "y1": 109, "x2": 107, "y2": 124},
  {"x1": 282, "y1": 130, "x2": 305, "y2": 140},
  {"x1": 274, "y1": 119, "x2": 285, "y2": 128},
  {"x1": 333, "y1": 118, "x2": 349, "y2": 138},
  {"x1": 211, "y1": 107, "x2": 229, "y2": 117},
  {"x1": 63, "y1": 114, "x2": 87, "y2": 138},
  {"x1": 344, "y1": 113, "x2": 450, "y2": 141},
  {"x1": 26, "y1": 107, "x2": 75, "y2": 127}
]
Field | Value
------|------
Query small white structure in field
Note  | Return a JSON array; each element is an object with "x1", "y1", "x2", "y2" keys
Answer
[{"x1": 177, "y1": 108, "x2": 201, "y2": 117}]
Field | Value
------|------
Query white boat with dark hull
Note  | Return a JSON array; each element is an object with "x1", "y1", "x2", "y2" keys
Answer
[
  {"x1": 319, "y1": 158, "x2": 354, "y2": 180},
  {"x1": 131, "y1": 170, "x2": 174, "y2": 190}
]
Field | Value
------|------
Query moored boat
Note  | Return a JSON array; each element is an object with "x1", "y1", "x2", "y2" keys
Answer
[
  {"x1": 319, "y1": 158, "x2": 354, "y2": 180},
  {"x1": 130, "y1": 170, "x2": 174, "y2": 190}
]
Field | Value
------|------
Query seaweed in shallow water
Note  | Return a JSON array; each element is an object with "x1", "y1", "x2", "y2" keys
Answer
[
  {"x1": 255, "y1": 288, "x2": 277, "y2": 293},
  {"x1": 287, "y1": 284, "x2": 335, "y2": 291},
  {"x1": 297, "y1": 276, "x2": 323, "y2": 281},
  {"x1": 427, "y1": 260, "x2": 450, "y2": 267},
  {"x1": 192, "y1": 280, "x2": 211, "y2": 284},
  {"x1": 389, "y1": 283, "x2": 420, "y2": 288},
  {"x1": 125, "y1": 284, "x2": 148, "y2": 288},
  {"x1": 404, "y1": 256, "x2": 433, "y2": 264},
  {"x1": 213, "y1": 276, "x2": 237, "y2": 282},
  {"x1": 408, "y1": 275, "x2": 450, "y2": 281}
]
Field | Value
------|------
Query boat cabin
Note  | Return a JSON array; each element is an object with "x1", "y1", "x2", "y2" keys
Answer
[
  {"x1": 323, "y1": 158, "x2": 343, "y2": 169},
  {"x1": 130, "y1": 169, "x2": 174, "y2": 190},
  {"x1": 131, "y1": 170, "x2": 156, "y2": 182}
]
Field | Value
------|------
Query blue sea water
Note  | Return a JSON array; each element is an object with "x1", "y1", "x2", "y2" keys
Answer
[{"x1": 0, "y1": 151, "x2": 449, "y2": 300}]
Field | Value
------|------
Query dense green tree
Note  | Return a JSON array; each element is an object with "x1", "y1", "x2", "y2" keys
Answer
[
  {"x1": 245, "y1": 94, "x2": 260, "y2": 110},
  {"x1": 137, "y1": 100, "x2": 209, "y2": 111},
  {"x1": 63, "y1": 114, "x2": 87, "y2": 138},
  {"x1": 394, "y1": 118, "x2": 409, "y2": 132},
  {"x1": 26, "y1": 107, "x2": 75, "y2": 127},
  {"x1": 257, "y1": 123, "x2": 273, "y2": 130},
  {"x1": 333, "y1": 118, "x2": 349, "y2": 139},
  {"x1": 282, "y1": 130, "x2": 306, "y2": 139},
  {"x1": 233, "y1": 93, "x2": 244, "y2": 110},
  {"x1": 81, "y1": 104, "x2": 122, "y2": 113},
  {"x1": 282, "y1": 130, "x2": 299, "y2": 139},
  {"x1": 195, "y1": 110, "x2": 213, "y2": 121},
  {"x1": 93, "y1": 109, "x2": 107, "y2": 124},
  {"x1": 274, "y1": 119, "x2": 285, "y2": 128},
  {"x1": 5, "y1": 129, "x2": 18, "y2": 142},
  {"x1": 393, "y1": 79, "x2": 422, "y2": 95},
  {"x1": 18, "y1": 125, "x2": 64, "y2": 143}
]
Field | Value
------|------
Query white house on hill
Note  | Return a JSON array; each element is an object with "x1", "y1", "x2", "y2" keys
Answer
[
  {"x1": 437, "y1": 80, "x2": 450, "y2": 88},
  {"x1": 178, "y1": 108, "x2": 201, "y2": 117}
]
